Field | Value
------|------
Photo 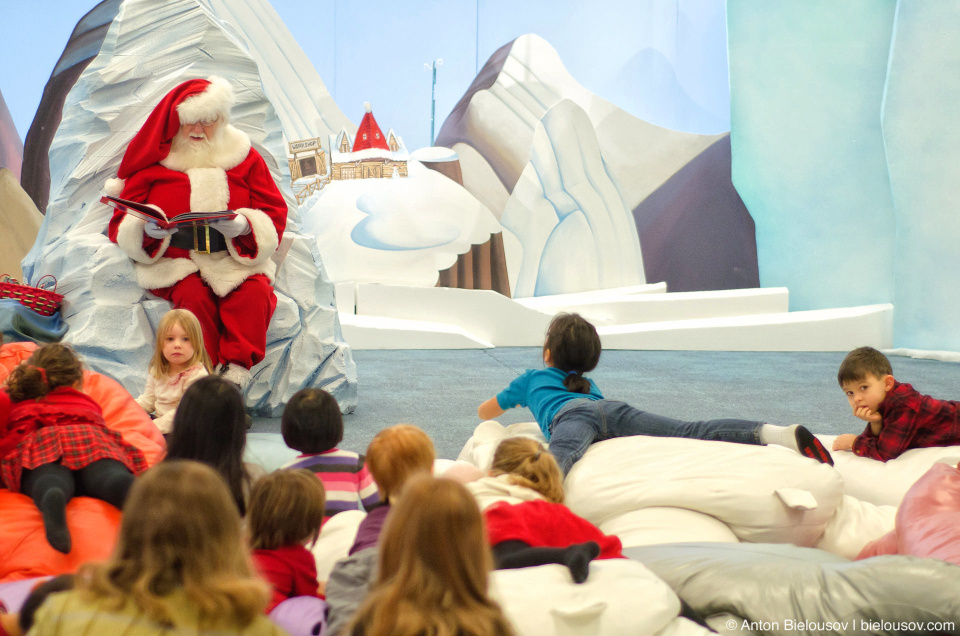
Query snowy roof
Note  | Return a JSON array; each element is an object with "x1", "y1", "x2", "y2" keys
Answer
[{"x1": 411, "y1": 146, "x2": 459, "y2": 162}]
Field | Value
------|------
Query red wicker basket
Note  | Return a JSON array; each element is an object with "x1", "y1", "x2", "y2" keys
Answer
[{"x1": 0, "y1": 274, "x2": 64, "y2": 316}]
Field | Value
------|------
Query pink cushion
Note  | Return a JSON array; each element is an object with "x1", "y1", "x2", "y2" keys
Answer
[{"x1": 858, "y1": 461, "x2": 960, "y2": 564}]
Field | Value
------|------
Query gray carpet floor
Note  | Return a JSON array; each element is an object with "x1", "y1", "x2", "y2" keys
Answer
[{"x1": 251, "y1": 349, "x2": 960, "y2": 461}]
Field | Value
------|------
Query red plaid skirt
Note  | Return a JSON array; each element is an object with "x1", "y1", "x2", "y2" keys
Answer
[{"x1": 0, "y1": 424, "x2": 148, "y2": 492}]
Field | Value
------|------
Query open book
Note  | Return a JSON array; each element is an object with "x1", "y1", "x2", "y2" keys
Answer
[{"x1": 101, "y1": 195, "x2": 237, "y2": 229}]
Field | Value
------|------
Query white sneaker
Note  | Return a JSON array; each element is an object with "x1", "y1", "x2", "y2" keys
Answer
[{"x1": 219, "y1": 363, "x2": 252, "y2": 390}]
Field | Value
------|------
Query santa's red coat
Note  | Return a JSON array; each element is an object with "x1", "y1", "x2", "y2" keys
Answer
[{"x1": 107, "y1": 125, "x2": 287, "y2": 298}]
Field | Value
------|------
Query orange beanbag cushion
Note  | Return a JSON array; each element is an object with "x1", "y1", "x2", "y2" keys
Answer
[
  {"x1": 0, "y1": 341, "x2": 165, "y2": 582},
  {"x1": 857, "y1": 461, "x2": 960, "y2": 565}
]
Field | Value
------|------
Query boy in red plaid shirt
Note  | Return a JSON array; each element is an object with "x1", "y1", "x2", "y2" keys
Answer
[{"x1": 832, "y1": 346, "x2": 960, "y2": 461}]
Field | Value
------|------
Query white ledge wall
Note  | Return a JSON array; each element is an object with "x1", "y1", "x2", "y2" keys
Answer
[
  {"x1": 598, "y1": 304, "x2": 894, "y2": 351},
  {"x1": 333, "y1": 283, "x2": 893, "y2": 351}
]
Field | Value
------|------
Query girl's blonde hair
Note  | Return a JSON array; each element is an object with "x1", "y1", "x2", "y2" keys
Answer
[
  {"x1": 77, "y1": 460, "x2": 269, "y2": 628},
  {"x1": 149, "y1": 309, "x2": 212, "y2": 378},
  {"x1": 5, "y1": 343, "x2": 83, "y2": 402},
  {"x1": 491, "y1": 437, "x2": 565, "y2": 504},
  {"x1": 248, "y1": 469, "x2": 326, "y2": 550},
  {"x1": 365, "y1": 424, "x2": 435, "y2": 502},
  {"x1": 349, "y1": 475, "x2": 515, "y2": 636}
]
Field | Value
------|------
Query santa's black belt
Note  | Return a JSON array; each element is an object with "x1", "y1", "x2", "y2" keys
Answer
[{"x1": 169, "y1": 225, "x2": 228, "y2": 254}]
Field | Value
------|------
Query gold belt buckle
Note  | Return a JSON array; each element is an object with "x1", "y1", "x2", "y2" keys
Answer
[{"x1": 193, "y1": 225, "x2": 211, "y2": 254}]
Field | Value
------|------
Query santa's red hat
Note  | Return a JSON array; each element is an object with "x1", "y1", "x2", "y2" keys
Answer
[{"x1": 106, "y1": 76, "x2": 234, "y2": 192}]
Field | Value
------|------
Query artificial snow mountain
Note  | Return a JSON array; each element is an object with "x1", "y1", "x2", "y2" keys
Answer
[
  {"x1": 299, "y1": 160, "x2": 501, "y2": 288},
  {"x1": 436, "y1": 33, "x2": 758, "y2": 295},
  {"x1": 20, "y1": 0, "x2": 356, "y2": 415}
]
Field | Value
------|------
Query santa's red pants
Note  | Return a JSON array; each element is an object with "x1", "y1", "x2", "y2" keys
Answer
[{"x1": 152, "y1": 273, "x2": 277, "y2": 369}]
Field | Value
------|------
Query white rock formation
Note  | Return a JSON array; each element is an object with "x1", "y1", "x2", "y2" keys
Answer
[
  {"x1": 437, "y1": 34, "x2": 725, "y2": 216},
  {"x1": 20, "y1": 0, "x2": 356, "y2": 415},
  {"x1": 299, "y1": 161, "x2": 501, "y2": 287},
  {"x1": 500, "y1": 100, "x2": 645, "y2": 297}
]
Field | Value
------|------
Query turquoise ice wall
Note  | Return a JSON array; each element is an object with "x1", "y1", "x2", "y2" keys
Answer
[
  {"x1": 882, "y1": 1, "x2": 960, "y2": 350},
  {"x1": 729, "y1": 0, "x2": 960, "y2": 350}
]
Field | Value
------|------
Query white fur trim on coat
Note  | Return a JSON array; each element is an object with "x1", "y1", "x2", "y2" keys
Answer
[
  {"x1": 133, "y1": 257, "x2": 200, "y2": 292},
  {"x1": 192, "y1": 251, "x2": 276, "y2": 297},
  {"x1": 187, "y1": 168, "x2": 229, "y2": 212},
  {"x1": 104, "y1": 178, "x2": 124, "y2": 197},
  {"x1": 227, "y1": 207, "x2": 280, "y2": 268},
  {"x1": 177, "y1": 76, "x2": 234, "y2": 124},
  {"x1": 116, "y1": 209, "x2": 170, "y2": 264}
]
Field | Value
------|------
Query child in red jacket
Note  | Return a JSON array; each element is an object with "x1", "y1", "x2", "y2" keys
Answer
[
  {"x1": 0, "y1": 343, "x2": 147, "y2": 553},
  {"x1": 248, "y1": 469, "x2": 326, "y2": 613}
]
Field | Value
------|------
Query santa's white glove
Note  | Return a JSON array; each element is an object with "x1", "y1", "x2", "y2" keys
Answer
[
  {"x1": 144, "y1": 221, "x2": 176, "y2": 239},
  {"x1": 209, "y1": 216, "x2": 251, "y2": 238}
]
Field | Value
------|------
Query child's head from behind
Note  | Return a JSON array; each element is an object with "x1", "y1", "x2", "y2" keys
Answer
[
  {"x1": 353, "y1": 475, "x2": 513, "y2": 636},
  {"x1": 166, "y1": 376, "x2": 248, "y2": 513},
  {"x1": 248, "y1": 469, "x2": 326, "y2": 550},
  {"x1": 5, "y1": 343, "x2": 82, "y2": 402},
  {"x1": 365, "y1": 424, "x2": 435, "y2": 503},
  {"x1": 150, "y1": 309, "x2": 212, "y2": 377},
  {"x1": 491, "y1": 437, "x2": 564, "y2": 504},
  {"x1": 544, "y1": 313, "x2": 601, "y2": 394},
  {"x1": 82, "y1": 461, "x2": 259, "y2": 601},
  {"x1": 281, "y1": 388, "x2": 342, "y2": 454},
  {"x1": 837, "y1": 346, "x2": 895, "y2": 412}
]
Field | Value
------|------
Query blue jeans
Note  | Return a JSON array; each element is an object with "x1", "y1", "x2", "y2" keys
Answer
[{"x1": 548, "y1": 399, "x2": 763, "y2": 475}]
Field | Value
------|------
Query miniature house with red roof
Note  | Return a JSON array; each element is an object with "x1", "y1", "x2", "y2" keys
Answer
[{"x1": 329, "y1": 103, "x2": 409, "y2": 180}]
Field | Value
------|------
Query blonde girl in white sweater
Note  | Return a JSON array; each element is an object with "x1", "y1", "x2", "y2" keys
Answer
[{"x1": 137, "y1": 309, "x2": 212, "y2": 434}]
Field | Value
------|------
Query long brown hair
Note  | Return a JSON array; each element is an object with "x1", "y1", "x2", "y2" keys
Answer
[
  {"x1": 148, "y1": 309, "x2": 213, "y2": 378},
  {"x1": 77, "y1": 461, "x2": 269, "y2": 628},
  {"x1": 248, "y1": 469, "x2": 326, "y2": 550},
  {"x1": 349, "y1": 476, "x2": 515, "y2": 636},
  {"x1": 5, "y1": 343, "x2": 83, "y2": 402},
  {"x1": 490, "y1": 437, "x2": 564, "y2": 504},
  {"x1": 543, "y1": 313, "x2": 601, "y2": 394}
]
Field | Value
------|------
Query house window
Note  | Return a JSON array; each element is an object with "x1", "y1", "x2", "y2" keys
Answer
[{"x1": 363, "y1": 133, "x2": 367, "y2": 140}]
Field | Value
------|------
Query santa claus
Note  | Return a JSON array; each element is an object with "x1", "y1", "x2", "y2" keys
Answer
[{"x1": 106, "y1": 77, "x2": 287, "y2": 389}]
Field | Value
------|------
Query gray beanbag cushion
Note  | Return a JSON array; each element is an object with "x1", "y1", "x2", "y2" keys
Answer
[{"x1": 624, "y1": 542, "x2": 960, "y2": 635}]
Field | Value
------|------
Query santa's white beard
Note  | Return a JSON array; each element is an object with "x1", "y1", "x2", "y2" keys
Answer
[{"x1": 168, "y1": 130, "x2": 227, "y2": 169}]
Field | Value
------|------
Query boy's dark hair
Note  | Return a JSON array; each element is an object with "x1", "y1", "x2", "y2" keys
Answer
[
  {"x1": 248, "y1": 469, "x2": 326, "y2": 550},
  {"x1": 281, "y1": 388, "x2": 343, "y2": 453},
  {"x1": 6, "y1": 343, "x2": 83, "y2": 402},
  {"x1": 837, "y1": 346, "x2": 893, "y2": 386},
  {"x1": 19, "y1": 574, "x2": 75, "y2": 631},
  {"x1": 544, "y1": 313, "x2": 601, "y2": 394},
  {"x1": 166, "y1": 376, "x2": 250, "y2": 515}
]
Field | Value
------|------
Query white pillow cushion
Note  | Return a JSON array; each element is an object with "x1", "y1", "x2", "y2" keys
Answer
[
  {"x1": 599, "y1": 507, "x2": 740, "y2": 548},
  {"x1": 817, "y1": 434, "x2": 960, "y2": 506},
  {"x1": 816, "y1": 494, "x2": 897, "y2": 559},
  {"x1": 458, "y1": 421, "x2": 546, "y2": 471},
  {"x1": 490, "y1": 559, "x2": 679, "y2": 636},
  {"x1": 564, "y1": 436, "x2": 843, "y2": 546},
  {"x1": 654, "y1": 616, "x2": 718, "y2": 636},
  {"x1": 310, "y1": 509, "x2": 365, "y2": 581}
]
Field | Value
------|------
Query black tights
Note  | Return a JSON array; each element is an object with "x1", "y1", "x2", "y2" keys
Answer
[
  {"x1": 493, "y1": 540, "x2": 601, "y2": 584},
  {"x1": 21, "y1": 459, "x2": 135, "y2": 554}
]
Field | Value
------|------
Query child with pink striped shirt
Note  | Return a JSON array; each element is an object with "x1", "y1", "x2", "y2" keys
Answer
[{"x1": 280, "y1": 389, "x2": 378, "y2": 521}]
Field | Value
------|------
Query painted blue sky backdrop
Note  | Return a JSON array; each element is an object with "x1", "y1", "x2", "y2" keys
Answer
[{"x1": 0, "y1": 0, "x2": 730, "y2": 151}]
